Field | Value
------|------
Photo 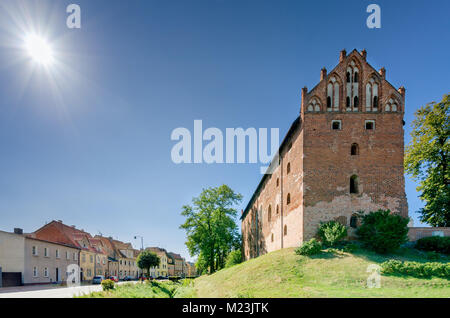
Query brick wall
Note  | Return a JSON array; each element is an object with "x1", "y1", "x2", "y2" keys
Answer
[{"x1": 408, "y1": 227, "x2": 450, "y2": 241}]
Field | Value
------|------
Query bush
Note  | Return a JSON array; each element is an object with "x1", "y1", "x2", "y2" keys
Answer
[
  {"x1": 225, "y1": 250, "x2": 242, "y2": 268},
  {"x1": 381, "y1": 260, "x2": 450, "y2": 279},
  {"x1": 416, "y1": 236, "x2": 450, "y2": 254},
  {"x1": 317, "y1": 221, "x2": 347, "y2": 247},
  {"x1": 101, "y1": 279, "x2": 115, "y2": 291},
  {"x1": 295, "y1": 238, "x2": 322, "y2": 256},
  {"x1": 356, "y1": 209, "x2": 409, "y2": 254}
]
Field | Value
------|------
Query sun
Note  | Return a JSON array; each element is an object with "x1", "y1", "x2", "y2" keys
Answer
[{"x1": 24, "y1": 34, "x2": 54, "y2": 65}]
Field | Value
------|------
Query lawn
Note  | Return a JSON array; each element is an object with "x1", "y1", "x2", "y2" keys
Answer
[{"x1": 78, "y1": 247, "x2": 449, "y2": 298}]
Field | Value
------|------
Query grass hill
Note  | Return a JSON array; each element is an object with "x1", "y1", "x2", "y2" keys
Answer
[{"x1": 192, "y1": 247, "x2": 449, "y2": 298}]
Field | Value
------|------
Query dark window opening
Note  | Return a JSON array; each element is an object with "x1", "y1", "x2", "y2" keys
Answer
[
  {"x1": 373, "y1": 96, "x2": 378, "y2": 108},
  {"x1": 350, "y1": 216, "x2": 358, "y2": 228},
  {"x1": 365, "y1": 121, "x2": 374, "y2": 130},
  {"x1": 350, "y1": 175, "x2": 359, "y2": 194},
  {"x1": 332, "y1": 121, "x2": 341, "y2": 130},
  {"x1": 346, "y1": 72, "x2": 351, "y2": 83},
  {"x1": 327, "y1": 96, "x2": 332, "y2": 108},
  {"x1": 287, "y1": 193, "x2": 291, "y2": 205},
  {"x1": 271, "y1": 233, "x2": 274, "y2": 242},
  {"x1": 346, "y1": 96, "x2": 350, "y2": 107},
  {"x1": 276, "y1": 205, "x2": 279, "y2": 214},
  {"x1": 276, "y1": 178, "x2": 279, "y2": 187},
  {"x1": 354, "y1": 96, "x2": 359, "y2": 107},
  {"x1": 287, "y1": 162, "x2": 291, "y2": 174},
  {"x1": 351, "y1": 143, "x2": 359, "y2": 155},
  {"x1": 284, "y1": 225, "x2": 287, "y2": 236},
  {"x1": 354, "y1": 72, "x2": 358, "y2": 83},
  {"x1": 268, "y1": 206, "x2": 272, "y2": 222}
]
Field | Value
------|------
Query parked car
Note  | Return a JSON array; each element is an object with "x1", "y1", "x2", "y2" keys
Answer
[
  {"x1": 123, "y1": 276, "x2": 133, "y2": 281},
  {"x1": 92, "y1": 275, "x2": 105, "y2": 284},
  {"x1": 108, "y1": 276, "x2": 118, "y2": 282}
]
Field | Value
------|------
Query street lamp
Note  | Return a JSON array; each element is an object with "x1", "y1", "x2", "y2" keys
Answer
[{"x1": 134, "y1": 235, "x2": 144, "y2": 251}]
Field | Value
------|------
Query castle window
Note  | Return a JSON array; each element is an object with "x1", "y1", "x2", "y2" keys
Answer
[
  {"x1": 276, "y1": 205, "x2": 279, "y2": 214},
  {"x1": 268, "y1": 205, "x2": 272, "y2": 222},
  {"x1": 365, "y1": 120, "x2": 375, "y2": 130},
  {"x1": 350, "y1": 175, "x2": 359, "y2": 194},
  {"x1": 351, "y1": 143, "x2": 359, "y2": 155},
  {"x1": 346, "y1": 61, "x2": 359, "y2": 111},
  {"x1": 373, "y1": 96, "x2": 378, "y2": 108},
  {"x1": 346, "y1": 72, "x2": 351, "y2": 83},
  {"x1": 327, "y1": 96, "x2": 331, "y2": 109},
  {"x1": 331, "y1": 120, "x2": 342, "y2": 130},
  {"x1": 276, "y1": 178, "x2": 279, "y2": 187},
  {"x1": 287, "y1": 193, "x2": 291, "y2": 205},
  {"x1": 354, "y1": 71, "x2": 358, "y2": 83},
  {"x1": 287, "y1": 162, "x2": 291, "y2": 174},
  {"x1": 327, "y1": 77, "x2": 340, "y2": 111},
  {"x1": 350, "y1": 215, "x2": 358, "y2": 228},
  {"x1": 366, "y1": 77, "x2": 379, "y2": 112},
  {"x1": 354, "y1": 96, "x2": 359, "y2": 108},
  {"x1": 284, "y1": 225, "x2": 287, "y2": 236},
  {"x1": 308, "y1": 98, "x2": 321, "y2": 112},
  {"x1": 271, "y1": 233, "x2": 274, "y2": 242},
  {"x1": 346, "y1": 97, "x2": 350, "y2": 108},
  {"x1": 385, "y1": 98, "x2": 399, "y2": 112}
]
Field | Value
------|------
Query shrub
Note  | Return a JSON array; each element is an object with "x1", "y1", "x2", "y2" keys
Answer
[
  {"x1": 295, "y1": 238, "x2": 322, "y2": 256},
  {"x1": 381, "y1": 260, "x2": 450, "y2": 279},
  {"x1": 101, "y1": 279, "x2": 115, "y2": 291},
  {"x1": 225, "y1": 249, "x2": 243, "y2": 268},
  {"x1": 317, "y1": 221, "x2": 347, "y2": 247},
  {"x1": 416, "y1": 236, "x2": 450, "y2": 254},
  {"x1": 426, "y1": 251, "x2": 441, "y2": 261},
  {"x1": 356, "y1": 209, "x2": 409, "y2": 254}
]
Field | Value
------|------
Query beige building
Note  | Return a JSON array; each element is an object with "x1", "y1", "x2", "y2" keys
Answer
[
  {"x1": 146, "y1": 247, "x2": 169, "y2": 278},
  {"x1": 0, "y1": 228, "x2": 79, "y2": 286}
]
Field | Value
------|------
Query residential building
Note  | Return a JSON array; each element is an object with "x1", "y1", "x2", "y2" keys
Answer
[
  {"x1": 167, "y1": 254, "x2": 175, "y2": 277},
  {"x1": 145, "y1": 247, "x2": 168, "y2": 277},
  {"x1": 168, "y1": 252, "x2": 185, "y2": 277},
  {"x1": 185, "y1": 261, "x2": 197, "y2": 277},
  {"x1": 112, "y1": 240, "x2": 139, "y2": 279}
]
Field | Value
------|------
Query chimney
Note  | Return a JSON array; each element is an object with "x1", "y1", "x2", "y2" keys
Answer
[
  {"x1": 301, "y1": 86, "x2": 308, "y2": 114},
  {"x1": 320, "y1": 67, "x2": 327, "y2": 81},
  {"x1": 361, "y1": 49, "x2": 367, "y2": 60},
  {"x1": 339, "y1": 49, "x2": 346, "y2": 62},
  {"x1": 14, "y1": 228, "x2": 23, "y2": 235},
  {"x1": 398, "y1": 86, "x2": 406, "y2": 98},
  {"x1": 379, "y1": 67, "x2": 386, "y2": 79}
]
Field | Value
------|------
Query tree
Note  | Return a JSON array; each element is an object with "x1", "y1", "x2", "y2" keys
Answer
[
  {"x1": 136, "y1": 251, "x2": 160, "y2": 277},
  {"x1": 180, "y1": 184, "x2": 242, "y2": 274},
  {"x1": 225, "y1": 249, "x2": 242, "y2": 268},
  {"x1": 405, "y1": 94, "x2": 450, "y2": 226}
]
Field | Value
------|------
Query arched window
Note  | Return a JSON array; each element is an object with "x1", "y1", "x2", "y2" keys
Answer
[
  {"x1": 268, "y1": 205, "x2": 272, "y2": 222},
  {"x1": 287, "y1": 193, "x2": 291, "y2": 205},
  {"x1": 276, "y1": 178, "x2": 279, "y2": 187},
  {"x1": 385, "y1": 98, "x2": 399, "y2": 112},
  {"x1": 276, "y1": 205, "x2": 279, "y2": 214},
  {"x1": 366, "y1": 77, "x2": 379, "y2": 112},
  {"x1": 327, "y1": 76, "x2": 340, "y2": 111},
  {"x1": 307, "y1": 97, "x2": 321, "y2": 112},
  {"x1": 346, "y1": 61, "x2": 359, "y2": 111},
  {"x1": 351, "y1": 143, "x2": 359, "y2": 155},
  {"x1": 350, "y1": 215, "x2": 358, "y2": 228},
  {"x1": 284, "y1": 225, "x2": 287, "y2": 236},
  {"x1": 350, "y1": 175, "x2": 359, "y2": 194},
  {"x1": 354, "y1": 96, "x2": 359, "y2": 107},
  {"x1": 287, "y1": 162, "x2": 291, "y2": 174}
]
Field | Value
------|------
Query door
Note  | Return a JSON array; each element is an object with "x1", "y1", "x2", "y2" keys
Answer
[{"x1": 56, "y1": 268, "x2": 59, "y2": 282}]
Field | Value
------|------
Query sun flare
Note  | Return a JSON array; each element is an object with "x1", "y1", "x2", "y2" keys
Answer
[{"x1": 24, "y1": 34, "x2": 54, "y2": 65}]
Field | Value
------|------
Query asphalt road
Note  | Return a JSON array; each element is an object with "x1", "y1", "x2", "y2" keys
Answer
[{"x1": 0, "y1": 281, "x2": 136, "y2": 298}]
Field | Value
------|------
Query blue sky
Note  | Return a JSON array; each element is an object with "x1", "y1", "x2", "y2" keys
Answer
[{"x1": 0, "y1": 0, "x2": 449, "y2": 261}]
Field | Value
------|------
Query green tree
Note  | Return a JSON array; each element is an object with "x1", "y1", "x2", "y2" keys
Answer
[
  {"x1": 405, "y1": 94, "x2": 450, "y2": 226},
  {"x1": 136, "y1": 250, "x2": 160, "y2": 277},
  {"x1": 180, "y1": 184, "x2": 242, "y2": 274},
  {"x1": 225, "y1": 249, "x2": 242, "y2": 268}
]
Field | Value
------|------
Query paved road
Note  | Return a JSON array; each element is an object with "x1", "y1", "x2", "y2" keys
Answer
[{"x1": 0, "y1": 281, "x2": 136, "y2": 298}]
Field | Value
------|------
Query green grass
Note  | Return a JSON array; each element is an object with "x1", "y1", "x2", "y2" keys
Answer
[
  {"x1": 192, "y1": 247, "x2": 450, "y2": 298},
  {"x1": 78, "y1": 247, "x2": 449, "y2": 298},
  {"x1": 77, "y1": 281, "x2": 180, "y2": 298}
]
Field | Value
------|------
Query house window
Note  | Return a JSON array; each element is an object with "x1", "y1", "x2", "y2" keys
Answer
[
  {"x1": 66, "y1": 251, "x2": 69, "y2": 260},
  {"x1": 73, "y1": 253, "x2": 77, "y2": 261},
  {"x1": 332, "y1": 120, "x2": 342, "y2": 130},
  {"x1": 365, "y1": 120, "x2": 375, "y2": 130},
  {"x1": 32, "y1": 246, "x2": 38, "y2": 256},
  {"x1": 350, "y1": 175, "x2": 359, "y2": 194},
  {"x1": 56, "y1": 249, "x2": 60, "y2": 258},
  {"x1": 350, "y1": 215, "x2": 358, "y2": 228},
  {"x1": 44, "y1": 267, "x2": 49, "y2": 277},
  {"x1": 33, "y1": 267, "x2": 38, "y2": 277},
  {"x1": 284, "y1": 225, "x2": 287, "y2": 236},
  {"x1": 351, "y1": 143, "x2": 359, "y2": 156},
  {"x1": 287, "y1": 193, "x2": 291, "y2": 205},
  {"x1": 287, "y1": 162, "x2": 291, "y2": 174},
  {"x1": 90, "y1": 255, "x2": 93, "y2": 263},
  {"x1": 44, "y1": 247, "x2": 49, "y2": 257}
]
